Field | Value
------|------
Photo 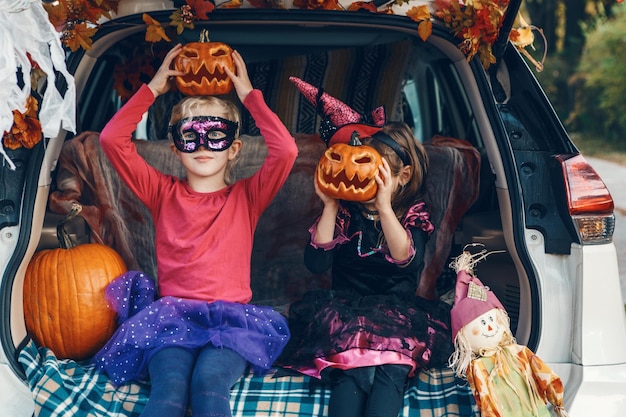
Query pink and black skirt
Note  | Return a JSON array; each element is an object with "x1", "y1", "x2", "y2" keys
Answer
[{"x1": 278, "y1": 289, "x2": 453, "y2": 380}]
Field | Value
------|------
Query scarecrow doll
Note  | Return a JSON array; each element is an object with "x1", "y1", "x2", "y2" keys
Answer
[{"x1": 448, "y1": 247, "x2": 569, "y2": 417}]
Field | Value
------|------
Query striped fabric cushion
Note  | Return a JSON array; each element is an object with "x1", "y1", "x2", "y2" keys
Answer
[{"x1": 244, "y1": 40, "x2": 412, "y2": 136}]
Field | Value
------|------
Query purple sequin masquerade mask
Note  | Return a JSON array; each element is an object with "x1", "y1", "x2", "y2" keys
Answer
[{"x1": 169, "y1": 116, "x2": 239, "y2": 153}]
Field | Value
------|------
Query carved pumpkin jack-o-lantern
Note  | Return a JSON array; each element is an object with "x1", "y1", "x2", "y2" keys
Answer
[
  {"x1": 316, "y1": 133, "x2": 382, "y2": 202},
  {"x1": 173, "y1": 30, "x2": 235, "y2": 96}
]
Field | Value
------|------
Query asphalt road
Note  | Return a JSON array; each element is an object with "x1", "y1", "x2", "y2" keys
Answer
[{"x1": 585, "y1": 156, "x2": 626, "y2": 304}]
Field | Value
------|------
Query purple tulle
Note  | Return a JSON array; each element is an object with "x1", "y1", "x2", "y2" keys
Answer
[{"x1": 92, "y1": 271, "x2": 290, "y2": 387}]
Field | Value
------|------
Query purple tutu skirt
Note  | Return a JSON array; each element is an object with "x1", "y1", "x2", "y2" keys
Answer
[{"x1": 92, "y1": 271, "x2": 290, "y2": 386}]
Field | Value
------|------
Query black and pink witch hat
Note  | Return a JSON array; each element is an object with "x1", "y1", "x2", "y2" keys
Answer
[{"x1": 290, "y1": 76, "x2": 386, "y2": 146}]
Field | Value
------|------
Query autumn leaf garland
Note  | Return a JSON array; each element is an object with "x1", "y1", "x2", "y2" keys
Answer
[
  {"x1": 43, "y1": 0, "x2": 431, "y2": 48},
  {"x1": 434, "y1": 0, "x2": 512, "y2": 69},
  {"x1": 44, "y1": 0, "x2": 120, "y2": 52},
  {"x1": 36, "y1": 0, "x2": 626, "y2": 61},
  {"x1": 38, "y1": 0, "x2": 531, "y2": 70}
]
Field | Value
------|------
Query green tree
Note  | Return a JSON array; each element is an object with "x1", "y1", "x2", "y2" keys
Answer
[
  {"x1": 526, "y1": 1, "x2": 622, "y2": 120},
  {"x1": 525, "y1": 0, "x2": 620, "y2": 60},
  {"x1": 571, "y1": 5, "x2": 626, "y2": 141}
]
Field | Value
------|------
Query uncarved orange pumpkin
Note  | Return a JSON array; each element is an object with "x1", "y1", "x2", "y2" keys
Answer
[
  {"x1": 173, "y1": 30, "x2": 235, "y2": 96},
  {"x1": 23, "y1": 205, "x2": 127, "y2": 360},
  {"x1": 316, "y1": 134, "x2": 382, "y2": 202}
]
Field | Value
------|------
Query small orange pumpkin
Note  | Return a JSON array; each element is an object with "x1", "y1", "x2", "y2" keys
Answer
[
  {"x1": 173, "y1": 29, "x2": 235, "y2": 96},
  {"x1": 23, "y1": 204, "x2": 127, "y2": 360},
  {"x1": 316, "y1": 133, "x2": 382, "y2": 201}
]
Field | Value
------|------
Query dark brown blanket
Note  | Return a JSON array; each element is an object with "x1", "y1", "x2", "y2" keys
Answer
[{"x1": 49, "y1": 132, "x2": 479, "y2": 304}]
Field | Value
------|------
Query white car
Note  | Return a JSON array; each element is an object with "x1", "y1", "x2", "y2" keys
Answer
[{"x1": 2, "y1": 0, "x2": 625, "y2": 416}]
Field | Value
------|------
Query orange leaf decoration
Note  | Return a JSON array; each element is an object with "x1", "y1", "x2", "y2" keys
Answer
[
  {"x1": 188, "y1": 0, "x2": 215, "y2": 19},
  {"x1": 24, "y1": 95, "x2": 39, "y2": 119},
  {"x1": 406, "y1": 5, "x2": 432, "y2": 42},
  {"x1": 43, "y1": 2, "x2": 67, "y2": 32},
  {"x1": 293, "y1": 0, "x2": 341, "y2": 11},
  {"x1": 406, "y1": 5, "x2": 431, "y2": 22},
  {"x1": 417, "y1": 19, "x2": 433, "y2": 41},
  {"x1": 12, "y1": 115, "x2": 43, "y2": 149},
  {"x1": 347, "y1": 2, "x2": 378, "y2": 12},
  {"x1": 44, "y1": 0, "x2": 120, "y2": 51},
  {"x1": 434, "y1": 0, "x2": 510, "y2": 69},
  {"x1": 143, "y1": 13, "x2": 172, "y2": 43},
  {"x1": 220, "y1": 0, "x2": 244, "y2": 7},
  {"x1": 65, "y1": 23, "x2": 98, "y2": 52},
  {"x1": 2, "y1": 96, "x2": 43, "y2": 150},
  {"x1": 79, "y1": 1, "x2": 115, "y2": 24}
]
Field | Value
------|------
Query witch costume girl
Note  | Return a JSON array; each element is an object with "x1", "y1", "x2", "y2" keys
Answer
[{"x1": 279, "y1": 77, "x2": 454, "y2": 417}]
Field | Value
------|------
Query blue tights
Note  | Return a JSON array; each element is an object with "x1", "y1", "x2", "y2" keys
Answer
[{"x1": 140, "y1": 346, "x2": 247, "y2": 417}]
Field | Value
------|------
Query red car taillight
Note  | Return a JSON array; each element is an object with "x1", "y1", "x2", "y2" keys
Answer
[{"x1": 556, "y1": 153, "x2": 615, "y2": 244}]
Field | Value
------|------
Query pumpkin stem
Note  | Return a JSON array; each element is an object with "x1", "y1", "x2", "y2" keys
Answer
[
  {"x1": 199, "y1": 29, "x2": 210, "y2": 43},
  {"x1": 57, "y1": 203, "x2": 83, "y2": 250},
  {"x1": 349, "y1": 131, "x2": 363, "y2": 147}
]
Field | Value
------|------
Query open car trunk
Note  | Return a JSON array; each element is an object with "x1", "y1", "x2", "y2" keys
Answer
[{"x1": 4, "y1": 8, "x2": 543, "y2": 417}]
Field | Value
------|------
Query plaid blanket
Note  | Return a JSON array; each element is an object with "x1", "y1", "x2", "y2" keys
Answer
[{"x1": 19, "y1": 340, "x2": 479, "y2": 417}]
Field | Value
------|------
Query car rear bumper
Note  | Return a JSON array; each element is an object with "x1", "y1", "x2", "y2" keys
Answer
[{"x1": 553, "y1": 362, "x2": 626, "y2": 416}]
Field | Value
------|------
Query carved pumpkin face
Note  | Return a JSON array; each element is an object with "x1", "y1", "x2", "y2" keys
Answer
[
  {"x1": 173, "y1": 41, "x2": 235, "y2": 96},
  {"x1": 316, "y1": 141, "x2": 382, "y2": 202}
]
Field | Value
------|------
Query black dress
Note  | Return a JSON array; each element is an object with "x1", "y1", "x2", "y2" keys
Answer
[{"x1": 279, "y1": 201, "x2": 454, "y2": 382}]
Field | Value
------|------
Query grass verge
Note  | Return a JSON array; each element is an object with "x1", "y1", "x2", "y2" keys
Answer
[{"x1": 571, "y1": 132, "x2": 626, "y2": 166}]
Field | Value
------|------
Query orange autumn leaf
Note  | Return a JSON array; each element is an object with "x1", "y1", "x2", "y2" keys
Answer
[
  {"x1": 21, "y1": 120, "x2": 43, "y2": 149},
  {"x1": 143, "y1": 13, "x2": 172, "y2": 43},
  {"x1": 3, "y1": 97, "x2": 43, "y2": 150},
  {"x1": 417, "y1": 19, "x2": 433, "y2": 41},
  {"x1": 220, "y1": 0, "x2": 243, "y2": 7},
  {"x1": 80, "y1": 1, "x2": 114, "y2": 24},
  {"x1": 65, "y1": 23, "x2": 98, "y2": 52},
  {"x1": 188, "y1": 0, "x2": 215, "y2": 19},
  {"x1": 406, "y1": 5, "x2": 430, "y2": 22},
  {"x1": 24, "y1": 95, "x2": 39, "y2": 119},
  {"x1": 293, "y1": 0, "x2": 341, "y2": 11},
  {"x1": 12, "y1": 115, "x2": 43, "y2": 149},
  {"x1": 43, "y1": 2, "x2": 67, "y2": 31},
  {"x1": 347, "y1": 2, "x2": 378, "y2": 12}
]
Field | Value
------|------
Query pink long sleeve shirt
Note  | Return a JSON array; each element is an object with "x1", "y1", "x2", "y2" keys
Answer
[{"x1": 100, "y1": 85, "x2": 298, "y2": 304}]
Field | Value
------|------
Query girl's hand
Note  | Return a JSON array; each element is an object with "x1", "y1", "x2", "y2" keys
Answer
[
  {"x1": 374, "y1": 158, "x2": 396, "y2": 213},
  {"x1": 312, "y1": 178, "x2": 339, "y2": 244},
  {"x1": 314, "y1": 178, "x2": 339, "y2": 210},
  {"x1": 147, "y1": 44, "x2": 185, "y2": 97},
  {"x1": 375, "y1": 158, "x2": 411, "y2": 261},
  {"x1": 223, "y1": 50, "x2": 253, "y2": 103}
]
